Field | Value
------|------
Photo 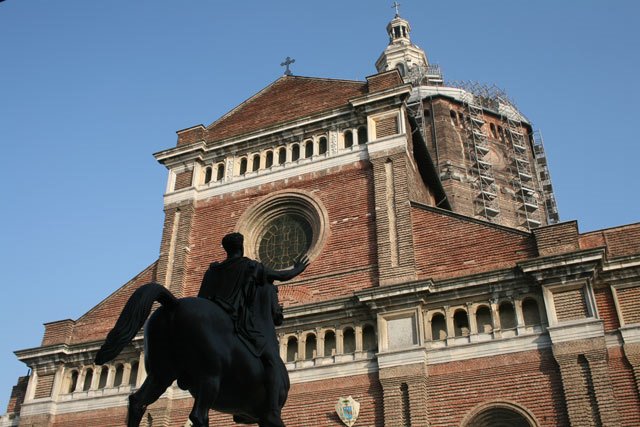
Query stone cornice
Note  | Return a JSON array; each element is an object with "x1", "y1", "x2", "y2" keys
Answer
[{"x1": 518, "y1": 248, "x2": 605, "y2": 285}]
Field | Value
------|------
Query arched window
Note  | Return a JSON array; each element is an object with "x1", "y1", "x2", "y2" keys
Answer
[
  {"x1": 324, "y1": 330, "x2": 336, "y2": 356},
  {"x1": 265, "y1": 151, "x2": 274, "y2": 168},
  {"x1": 216, "y1": 163, "x2": 225, "y2": 181},
  {"x1": 129, "y1": 361, "x2": 139, "y2": 387},
  {"x1": 67, "y1": 370, "x2": 78, "y2": 393},
  {"x1": 239, "y1": 158, "x2": 248, "y2": 175},
  {"x1": 252, "y1": 155, "x2": 260, "y2": 172},
  {"x1": 362, "y1": 324, "x2": 377, "y2": 352},
  {"x1": 450, "y1": 110, "x2": 458, "y2": 126},
  {"x1": 203, "y1": 166, "x2": 212, "y2": 184},
  {"x1": 343, "y1": 130, "x2": 353, "y2": 148},
  {"x1": 318, "y1": 137, "x2": 328, "y2": 155},
  {"x1": 357, "y1": 127, "x2": 368, "y2": 145},
  {"x1": 431, "y1": 313, "x2": 447, "y2": 340},
  {"x1": 476, "y1": 306, "x2": 493, "y2": 334},
  {"x1": 304, "y1": 140, "x2": 313, "y2": 158},
  {"x1": 305, "y1": 334, "x2": 316, "y2": 360},
  {"x1": 98, "y1": 366, "x2": 108, "y2": 389},
  {"x1": 454, "y1": 310, "x2": 470, "y2": 337},
  {"x1": 114, "y1": 364, "x2": 124, "y2": 387},
  {"x1": 291, "y1": 144, "x2": 300, "y2": 161},
  {"x1": 286, "y1": 337, "x2": 298, "y2": 362},
  {"x1": 82, "y1": 368, "x2": 93, "y2": 392},
  {"x1": 278, "y1": 147, "x2": 286, "y2": 164},
  {"x1": 464, "y1": 404, "x2": 536, "y2": 427},
  {"x1": 522, "y1": 298, "x2": 542, "y2": 326},
  {"x1": 343, "y1": 327, "x2": 356, "y2": 354},
  {"x1": 499, "y1": 301, "x2": 517, "y2": 330},
  {"x1": 490, "y1": 123, "x2": 497, "y2": 139}
]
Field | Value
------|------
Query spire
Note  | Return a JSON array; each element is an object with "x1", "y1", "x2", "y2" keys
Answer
[{"x1": 375, "y1": 6, "x2": 442, "y2": 86}]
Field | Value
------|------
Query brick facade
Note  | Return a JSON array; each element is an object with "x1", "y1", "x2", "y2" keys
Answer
[{"x1": 5, "y1": 13, "x2": 640, "y2": 427}]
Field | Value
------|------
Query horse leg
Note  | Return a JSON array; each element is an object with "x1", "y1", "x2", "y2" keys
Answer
[
  {"x1": 188, "y1": 376, "x2": 220, "y2": 427},
  {"x1": 127, "y1": 373, "x2": 174, "y2": 427}
]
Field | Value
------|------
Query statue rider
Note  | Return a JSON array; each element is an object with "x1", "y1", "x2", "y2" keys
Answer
[{"x1": 198, "y1": 232, "x2": 308, "y2": 426}]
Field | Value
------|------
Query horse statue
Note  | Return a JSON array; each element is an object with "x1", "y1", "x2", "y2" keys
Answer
[{"x1": 94, "y1": 281, "x2": 289, "y2": 427}]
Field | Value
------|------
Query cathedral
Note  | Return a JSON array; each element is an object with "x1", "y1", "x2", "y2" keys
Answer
[{"x1": 3, "y1": 8, "x2": 640, "y2": 427}]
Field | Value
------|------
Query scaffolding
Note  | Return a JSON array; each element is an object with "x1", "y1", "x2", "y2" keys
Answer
[
  {"x1": 460, "y1": 92, "x2": 501, "y2": 221},
  {"x1": 502, "y1": 108, "x2": 541, "y2": 229},
  {"x1": 532, "y1": 131, "x2": 560, "y2": 224}
]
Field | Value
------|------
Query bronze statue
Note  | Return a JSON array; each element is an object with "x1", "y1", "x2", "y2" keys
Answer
[{"x1": 95, "y1": 232, "x2": 308, "y2": 427}]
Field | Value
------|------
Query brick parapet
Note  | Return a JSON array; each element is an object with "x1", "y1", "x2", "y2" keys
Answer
[{"x1": 533, "y1": 221, "x2": 580, "y2": 257}]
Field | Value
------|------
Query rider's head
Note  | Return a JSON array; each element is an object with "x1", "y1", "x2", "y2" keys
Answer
[{"x1": 222, "y1": 232, "x2": 244, "y2": 257}]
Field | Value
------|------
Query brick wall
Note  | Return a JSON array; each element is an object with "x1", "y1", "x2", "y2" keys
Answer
[
  {"x1": 617, "y1": 286, "x2": 640, "y2": 325},
  {"x1": 183, "y1": 161, "x2": 379, "y2": 303},
  {"x1": 42, "y1": 319, "x2": 74, "y2": 347},
  {"x1": 595, "y1": 286, "x2": 621, "y2": 331},
  {"x1": 580, "y1": 223, "x2": 640, "y2": 258},
  {"x1": 411, "y1": 204, "x2": 536, "y2": 280},
  {"x1": 554, "y1": 288, "x2": 589, "y2": 322},
  {"x1": 608, "y1": 347, "x2": 640, "y2": 426},
  {"x1": 533, "y1": 221, "x2": 580, "y2": 257},
  {"x1": 375, "y1": 115, "x2": 399, "y2": 139},
  {"x1": 33, "y1": 371, "x2": 54, "y2": 399},
  {"x1": 174, "y1": 170, "x2": 193, "y2": 191},
  {"x1": 427, "y1": 349, "x2": 568, "y2": 426},
  {"x1": 5, "y1": 376, "x2": 27, "y2": 415}
]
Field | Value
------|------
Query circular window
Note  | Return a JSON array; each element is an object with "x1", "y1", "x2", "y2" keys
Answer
[
  {"x1": 238, "y1": 190, "x2": 328, "y2": 270},
  {"x1": 258, "y1": 213, "x2": 313, "y2": 270}
]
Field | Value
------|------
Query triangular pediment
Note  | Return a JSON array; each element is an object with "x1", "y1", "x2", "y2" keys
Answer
[{"x1": 204, "y1": 76, "x2": 368, "y2": 143}]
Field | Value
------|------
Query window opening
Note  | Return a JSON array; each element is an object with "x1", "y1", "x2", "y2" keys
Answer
[
  {"x1": 278, "y1": 147, "x2": 286, "y2": 164},
  {"x1": 363, "y1": 325, "x2": 377, "y2": 351},
  {"x1": 454, "y1": 310, "x2": 470, "y2": 337},
  {"x1": 114, "y1": 364, "x2": 124, "y2": 387},
  {"x1": 129, "y1": 361, "x2": 139, "y2": 387},
  {"x1": 68, "y1": 370, "x2": 78, "y2": 393},
  {"x1": 291, "y1": 144, "x2": 300, "y2": 161},
  {"x1": 431, "y1": 313, "x2": 447, "y2": 340},
  {"x1": 476, "y1": 306, "x2": 493, "y2": 334},
  {"x1": 216, "y1": 164, "x2": 225, "y2": 181},
  {"x1": 305, "y1": 334, "x2": 317, "y2": 360},
  {"x1": 318, "y1": 137, "x2": 327, "y2": 155},
  {"x1": 304, "y1": 140, "x2": 313, "y2": 158},
  {"x1": 343, "y1": 327, "x2": 356, "y2": 353},
  {"x1": 324, "y1": 330, "x2": 336, "y2": 356},
  {"x1": 499, "y1": 302, "x2": 517, "y2": 329},
  {"x1": 98, "y1": 366, "x2": 108, "y2": 389},
  {"x1": 204, "y1": 166, "x2": 212, "y2": 184},
  {"x1": 344, "y1": 130, "x2": 353, "y2": 148},
  {"x1": 265, "y1": 151, "x2": 274, "y2": 168},
  {"x1": 82, "y1": 368, "x2": 93, "y2": 392},
  {"x1": 286, "y1": 337, "x2": 298, "y2": 362},
  {"x1": 252, "y1": 155, "x2": 260, "y2": 172},
  {"x1": 522, "y1": 298, "x2": 541, "y2": 325},
  {"x1": 357, "y1": 127, "x2": 368, "y2": 145},
  {"x1": 239, "y1": 158, "x2": 247, "y2": 175}
]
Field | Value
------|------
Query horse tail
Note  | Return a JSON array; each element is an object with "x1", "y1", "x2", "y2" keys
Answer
[{"x1": 95, "y1": 283, "x2": 177, "y2": 365}]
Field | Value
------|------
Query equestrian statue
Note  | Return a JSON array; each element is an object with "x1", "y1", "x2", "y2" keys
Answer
[{"x1": 95, "y1": 232, "x2": 309, "y2": 427}]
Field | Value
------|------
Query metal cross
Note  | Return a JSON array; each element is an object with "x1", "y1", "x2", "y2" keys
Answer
[
  {"x1": 280, "y1": 56, "x2": 295, "y2": 76},
  {"x1": 392, "y1": 1, "x2": 401, "y2": 16}
]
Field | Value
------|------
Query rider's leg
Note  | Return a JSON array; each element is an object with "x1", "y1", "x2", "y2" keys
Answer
[
  {"x1": 260, "y1": 352, "x2": 285, "y2": 427},
  {"x1": 189, "y1": 375, "x2": 220, "y2": 427},
  {"x1": 127, "y1": 373, "x2": 174, "y2": 427}
]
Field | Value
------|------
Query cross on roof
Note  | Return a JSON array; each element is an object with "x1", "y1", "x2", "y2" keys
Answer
[
  {"x1": 280, "y1": 56, "x2": 295, "y2": 76},
  {"x1": 392, "y1": 1, "x2": 401, "y2": 17}
]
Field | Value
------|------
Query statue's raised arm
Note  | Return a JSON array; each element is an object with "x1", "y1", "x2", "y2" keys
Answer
[{"x1": 265, "y1": 255, "x2": 309, "y2": 282}]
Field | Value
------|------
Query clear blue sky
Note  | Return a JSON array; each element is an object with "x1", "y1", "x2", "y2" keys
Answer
[{"x1": 1, "y1": 0, "x2": 638, "y2": 411}]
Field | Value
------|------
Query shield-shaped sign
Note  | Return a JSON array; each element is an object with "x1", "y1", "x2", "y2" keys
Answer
[{"x1": 335, "y1": 395, "x2": 360, "y2": 427}]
